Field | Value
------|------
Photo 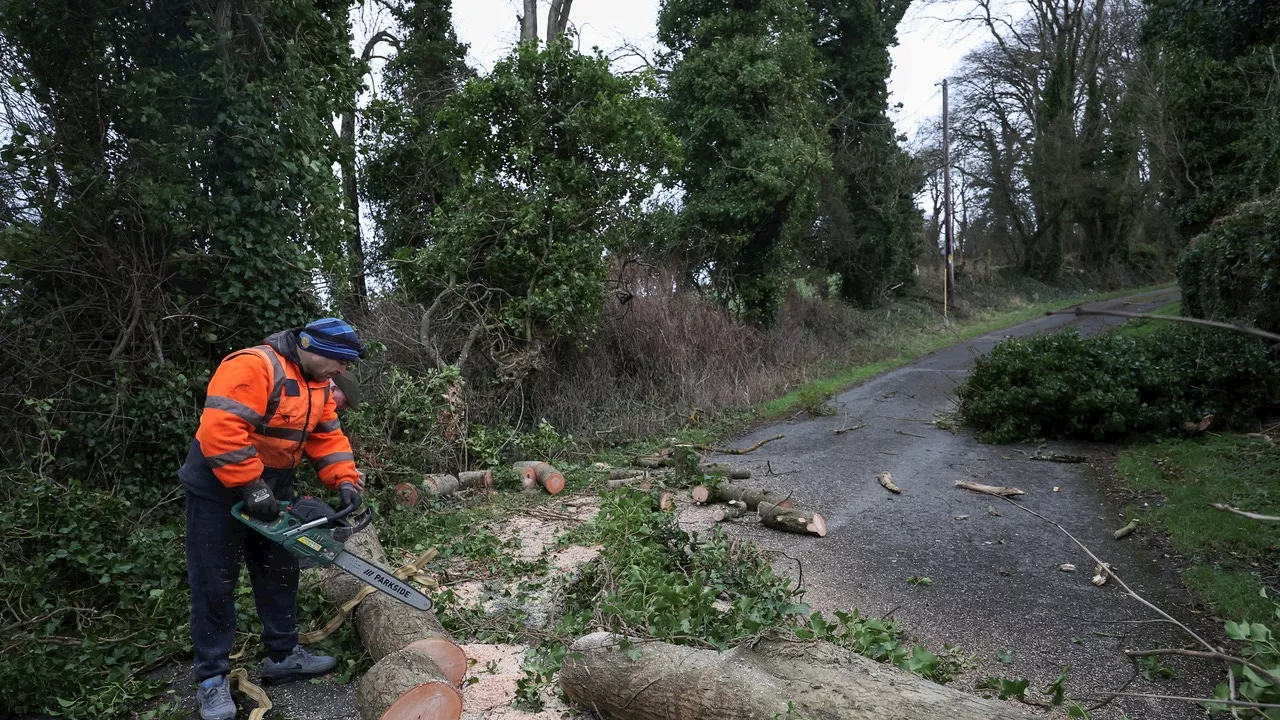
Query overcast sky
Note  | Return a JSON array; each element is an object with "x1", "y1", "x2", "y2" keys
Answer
[{"x1": 446, "y1": 0, "x2": 991, "y2": 144}]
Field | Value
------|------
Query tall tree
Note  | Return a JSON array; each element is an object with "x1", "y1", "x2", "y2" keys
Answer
[
  {"x1": 396, "y1": 39, "x2": 675, "y2": 355},
  {"x1": 659, "y1": 0, "x2": 829, "y2": 325},
  {"x1": 361, "y1": 0, "x2": 471, "y2": 268},
  {"x1": 808, "y1": 0, "x2": 923, "y2": 305}
]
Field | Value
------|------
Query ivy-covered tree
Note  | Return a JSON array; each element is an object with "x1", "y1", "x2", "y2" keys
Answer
[
  {"x1": 361, "y1": 0, "x2": 471, "y2": 266},
  {"x1": 1142, "y1": 0, "x2": 1280, "y2": 238},
  {"x1": 395, "y1": 39, "x2": 675, "y2": 348},
  {"x1": 0, "y1": 0, "x2": 359, "y2": 488},
  {"x1": 808, "y1": 0, "x2": 922, "y2": 306},
  {"x1": 659, "y1": 0, "x2": 828, "y2": 325}
]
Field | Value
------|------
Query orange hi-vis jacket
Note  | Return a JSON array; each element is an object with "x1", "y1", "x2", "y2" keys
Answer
[{"x1": 194, "y1": 336, "x2": 359, "y2": 491}]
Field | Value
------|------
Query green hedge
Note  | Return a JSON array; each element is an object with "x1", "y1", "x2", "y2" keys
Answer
[
  {"x1": 958, "y1": 325, "x2": 1280, "y2": 443},
  {"x1": 1178, "y1": 196, "x2": 1280, "y2": 333}
]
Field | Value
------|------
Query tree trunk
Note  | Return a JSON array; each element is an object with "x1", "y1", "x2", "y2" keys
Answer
[
  {"x1": 357, "y1": 646, "x2": 462, "y2": 720},
  {"x1": 457, "y1": 470, "x2": 493, "y2": 492},
  {"x1": 423, "y1": 473, "x2": 460, "y2": 496},
  {"x1": 559, "y1": 632, "x2": 1037, "y2": 720},
  {"x1": 320, "y1": 526, "x2": 466, "y2": 686},
  {"x1": 520, "y1": 0, "x2": 537, "y2": 42},
  {"x1": 546, "y1": 0, "x2": 573, "y2": 41}
]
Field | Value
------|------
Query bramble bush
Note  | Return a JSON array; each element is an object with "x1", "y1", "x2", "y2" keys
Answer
[{"x1": 957, "y1": 325, "x2": 1280, "y2": 443}]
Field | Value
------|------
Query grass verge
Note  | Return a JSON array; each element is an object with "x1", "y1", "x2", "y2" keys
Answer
[
  {"x1": 758, "y1": 283, "x2": 1174, "y2": 419},
  {"x1": 1116, "y1": 433, "x2": 1280, "y2": 623}
]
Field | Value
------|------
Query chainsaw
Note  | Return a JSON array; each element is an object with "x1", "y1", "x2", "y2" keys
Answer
[{"x1": 231, "y1": 496, "x2": 433, "y2": 611}]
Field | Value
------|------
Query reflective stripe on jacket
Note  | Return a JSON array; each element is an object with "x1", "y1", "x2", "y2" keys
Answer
[{"x1": 194, "y1": 340, "x2": 358, "y2": 490}]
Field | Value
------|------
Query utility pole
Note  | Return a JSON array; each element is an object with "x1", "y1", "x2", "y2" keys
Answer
[{"x1": 942, "y1": 79, "x2": 956, "y2": 313}]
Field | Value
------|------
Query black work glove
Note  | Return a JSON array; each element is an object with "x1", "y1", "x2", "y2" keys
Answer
[
  {"x1": 239, "y1": 479, "x2": 280, "y2": 521},
  {"x1": 338, "y1": 481, "x2": 362, "y2": 511}
]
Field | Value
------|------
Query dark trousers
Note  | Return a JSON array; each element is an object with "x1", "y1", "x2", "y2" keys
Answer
[{"x1": 185, "y1": 488, "x2": 299, "y2": 682}]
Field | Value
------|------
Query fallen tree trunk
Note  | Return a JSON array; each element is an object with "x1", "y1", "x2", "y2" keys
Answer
[
  {"x1": 691, "y1": 483, "x2": 793, "y2": 510},
  {"x1": 606, "y1": 475, "x2": 648, "y2": 489},
  {"x1": 320, "y1": 526, "x2": 466, "y2": 686},
  {"x1": 423, "y1": 473, "x2": 460, "y2": 496},
  {"x1": 457, "y1": 470, "x2": 493, "y2": 492},
  {"x1": 512, "y1": 464, "x2": 537, "y2": 490},
  {"x1": 699, "y1": 463, "x2": 751, "y2": 479},
  {"x1": 513, "y1": 461, "x2": 565, "y2": 494},
  {"x1": 559, "y1": 632, "x2": 1036, "y2": 720},
  {"x1": 357, "y1": 646, "x2": 462, "y2": 720},
  {"x1": 758, "y1": 501, "x2": 827, "y2": 537}
]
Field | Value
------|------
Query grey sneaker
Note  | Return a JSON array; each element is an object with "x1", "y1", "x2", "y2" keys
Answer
[
  {"x1": 261, "y1": 645, "x2": 337, "y2": 685},
  {"x1": 197, "y1": 675, "x2": 236, "y2": 720}
]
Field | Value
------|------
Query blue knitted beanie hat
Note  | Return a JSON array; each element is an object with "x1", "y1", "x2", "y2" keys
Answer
[{"x1": 299, "y1": 318, "x2": 364, "y2": 361}]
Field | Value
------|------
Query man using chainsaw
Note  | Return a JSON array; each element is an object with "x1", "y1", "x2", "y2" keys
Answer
[{"x1": 179, "y1": 317, "x2": 366, "y2": 720}]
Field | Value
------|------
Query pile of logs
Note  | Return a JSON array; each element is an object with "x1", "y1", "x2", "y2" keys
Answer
[
  {"x1": 692, "y1": 482, "x2": 827, "y2": 537},
  {"x1": 393, "y1": 461, "x2": 569, "y2": 508},
  {"x1": 320, "y1": 526, "x2": 465, "y2": 720}
]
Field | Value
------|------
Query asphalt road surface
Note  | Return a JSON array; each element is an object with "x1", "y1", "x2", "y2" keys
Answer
[{"x1": 710, "y1": 286, "x2": 1224, "y2": 719}]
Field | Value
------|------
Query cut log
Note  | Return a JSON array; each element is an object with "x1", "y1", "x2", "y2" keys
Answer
[
  {"x1": 559, "y1": 632, "x2": 1037, "y2": 720},
  {"x1": 513, "y1": 461, "x2": 565, "y2": 494},
  {"x1": 713, "y1": 501, "x2": 747, "y2": 522},
  {"x1": 320, "y1": 526, "x2": 466, "y2": 686},
  {"x1": 357, "y1": 646, "x2": 462, "y2": 720},
  {"x1": 393, "y1": 483, "x2": 420, "y2": 508},
  {"x1": 876, "y1": 472, "x2": 901, "y2": 494},
  {"x1": 698, "y1": 463, "x2": 751, "y2": 479},
  {"x1": 457, "y1": 470, "x2": 493, "y2": 492},
  {"x1": 609, "y1": 468, "x2": 641, "y2": 480},
  {"x1": 758, "y1": 501, "x2": 826, "y2": 537},
  {"x1": 512, "y1": 464, "x2": 538, "y2": 490},
  {"x1": 423, "y1": 473, "x2": 460, "y2": 496},
  {"x1": 606, "y1": 474, "x2": 646, "y2": 489},
  {"x1": 691, "y1": 483, "x2": 793, "y2": 510},
  {"x1": 633, "y1": 456, "x2": 668, "y2": 469},
  {"x1": 955, "y1": 480, "x2": 1025, "y2": 497}
]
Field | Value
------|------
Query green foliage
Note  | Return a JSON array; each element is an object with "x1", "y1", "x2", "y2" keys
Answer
[
  {"x1": 1142, "y1": 0, "x2": 1280, "y2": 237},
  {"x1": 566, "y1": 490, "x2": 807, "y2": 647},
  {"x1": 659, "y1": 0, "x2": 829, "y2": 325},
  {"x1": 1210, "y1": 608, "x2": 1280, "y2": 714},
  {"x1": 397, "y1": 39, "x2": 675, "y2": 345},
  {"x1": 1178, "y1": 196, "x2": 1280, "y2": 333},
  {"x1": 796, "y1": 609, "x2": 967, "y2": 683},
  {"x1": 957, "y1": 325, "x2": 1280, "y2": 443}
]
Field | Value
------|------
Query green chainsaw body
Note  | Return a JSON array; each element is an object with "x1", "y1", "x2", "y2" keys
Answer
[{"x1": 231, "y1": 499, "x2": 346, "y2": 567}]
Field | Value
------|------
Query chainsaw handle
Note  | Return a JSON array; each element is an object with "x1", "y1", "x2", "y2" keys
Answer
[{"x1": 333, "y1": 504, "x2": 373, "y2": 542}]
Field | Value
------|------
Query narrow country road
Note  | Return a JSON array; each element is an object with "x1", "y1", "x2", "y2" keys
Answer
[{"x1": 704, "y1": 287, "x2": 1219, "y2": 719}]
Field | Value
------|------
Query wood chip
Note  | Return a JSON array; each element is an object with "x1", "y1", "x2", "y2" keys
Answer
[
  {"x1": 1059, "y1": 564, "x2": 1077, "y2": 572},
  {"x1": 877, "y1": 471, "x2": 901, "y2": 494},
  {"x1": 956, "y1": 480, "x2": 1025, "y2": 497},
  {"x1": 955, "y1": 515, "x2": 969, "y2": 521},
  {"x1": 987, "y1": 505, "x2": 1001, "y2": 517},
  {"x1": 1092, "y1": 562, "x2": 1113, "y2": 586},
  {"x1": 1053, "y1": 486, "x2": 1060, "y2": 493}
]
